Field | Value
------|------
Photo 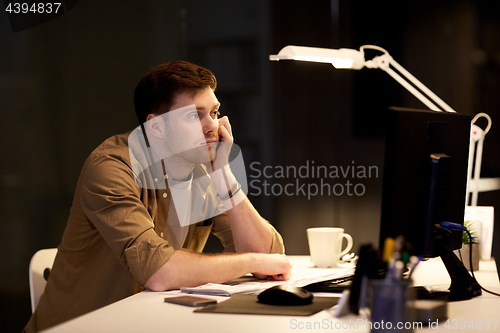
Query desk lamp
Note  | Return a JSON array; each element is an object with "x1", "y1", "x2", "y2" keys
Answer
[
  {"x1": 465, "y1": 113, "x2": 495, "y2": 263},
  {"x1": 270, "y1": 45, "x2": 487, "y2": 301},
  {"x1": 270, "y1": 45, "x2": 456, "y2": 113}
]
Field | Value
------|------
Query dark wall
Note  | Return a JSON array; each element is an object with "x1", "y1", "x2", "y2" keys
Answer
[
  {"x1": 1, "y1": 1, "x2": 499, "y2": 331},
  {"x1": 0, "y1": 1, "x2": 183, "y2": 330}
]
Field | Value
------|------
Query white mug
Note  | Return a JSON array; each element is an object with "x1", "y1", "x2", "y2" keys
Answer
[{"x1": 307, "y1": 227, "x2": 353, "y2": 268}]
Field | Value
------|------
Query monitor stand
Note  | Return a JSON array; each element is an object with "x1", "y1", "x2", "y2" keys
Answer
[
  {"x1": 415, "y1": 247, "x2": 482, "y2": 302},
  {"x1": 416, "y1": 154, "x2": 482, "y2": 301}
]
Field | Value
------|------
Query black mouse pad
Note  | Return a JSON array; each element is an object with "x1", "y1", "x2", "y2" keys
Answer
[{"x1": 194, "y1": 294, "x2": 340, "y2": 316}]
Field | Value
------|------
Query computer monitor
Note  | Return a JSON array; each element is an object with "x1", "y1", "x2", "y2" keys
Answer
[
  {"x1": 379, "y1": 106, "x2": 471, "y2": 257},
  {"x1": 378, "y1": 107, "x2": 482, "y2": 301}
]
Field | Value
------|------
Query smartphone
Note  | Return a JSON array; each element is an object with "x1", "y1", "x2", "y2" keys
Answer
[{"x1": 164, "y1": 295, "x2": 217, "y2": 307}]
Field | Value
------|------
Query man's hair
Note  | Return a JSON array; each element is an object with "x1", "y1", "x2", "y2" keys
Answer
[{"x1": 134, "y1": 60, "x2": 217, "y2": 125}]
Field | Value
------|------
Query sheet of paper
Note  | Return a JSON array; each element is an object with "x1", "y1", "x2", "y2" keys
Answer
[{"x1": 180, "y1": 268, "x2": 355, "y2": 296}]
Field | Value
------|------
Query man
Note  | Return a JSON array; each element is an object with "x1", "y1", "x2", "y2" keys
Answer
[{"x1": 24, "y1": 61, "x2": 291, "y2": 332}]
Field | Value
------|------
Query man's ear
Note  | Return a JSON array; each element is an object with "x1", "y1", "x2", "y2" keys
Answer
[{"x1": 146, "y1": 113, "x2": 165, "y2": 139}]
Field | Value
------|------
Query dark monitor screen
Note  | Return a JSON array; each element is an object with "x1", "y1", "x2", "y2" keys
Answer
[{"x1": 379, "y1": 107, "x2": 471, "y2": 257}]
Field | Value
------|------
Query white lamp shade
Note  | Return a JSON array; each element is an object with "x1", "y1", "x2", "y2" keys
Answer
[{"x1": 270, "y1": 45, "x2": 365, "y2": 69}]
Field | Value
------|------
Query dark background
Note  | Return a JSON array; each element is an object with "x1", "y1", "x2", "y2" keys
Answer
[{"x1": 1, "y1": 0, "x2": 499, "y2": 331}]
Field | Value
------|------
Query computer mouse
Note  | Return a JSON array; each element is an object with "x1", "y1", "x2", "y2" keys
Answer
[{"x1": 257, "y1": 284, "x2": 313, "y2": 305}]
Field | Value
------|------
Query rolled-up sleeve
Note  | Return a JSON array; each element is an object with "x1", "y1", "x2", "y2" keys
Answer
[
  {"x1": 79, "y1": 152, "x2": 174, "y2": 286},
  {"x1": 268, "y1": 223, "x2": 285, "y2": 254}
]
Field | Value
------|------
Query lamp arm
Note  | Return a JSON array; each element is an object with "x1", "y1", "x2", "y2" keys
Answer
[
  {"x1": 384, "y1": 66, "x2": 443, "y2": 111},
  {"x1": 466, "y1": 138, "x2": 475, "y2": 206},
  {"x1": 467, "y1": 114, "x2": 492, "y2": 205},
  {"x1": 365, "y1": 49, "x2": 456, "y2": 113},
  {"x1": 389, "y1": 58, "x2": 457, "y2": 113},
  {"x1": 471, "y1": 138, "x2": 484, "y2": 206}
]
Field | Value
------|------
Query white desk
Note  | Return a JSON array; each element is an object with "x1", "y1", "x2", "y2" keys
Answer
[{"x1": 42, "y1": 256, "x2": 500, "y2": 333}]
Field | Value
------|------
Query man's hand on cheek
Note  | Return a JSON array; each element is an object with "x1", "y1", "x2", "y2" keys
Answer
[
  {"x1": 211, "y1": 116, "x2": 233, "y2": 171},
  {"x1": 207, "y1": 115, "x2": 239, "y2": 198},
  {"x1": 217, "y1": 116, "x2": 233, "y2": 143}
]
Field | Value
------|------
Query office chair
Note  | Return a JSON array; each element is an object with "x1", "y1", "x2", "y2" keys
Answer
[{"x1": 29, "y1": 248, "x2": 57, "y2": 313}]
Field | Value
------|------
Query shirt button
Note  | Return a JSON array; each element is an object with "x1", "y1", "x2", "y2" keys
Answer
[
  {"x1": 162, "y1": 193, "x2": 168, "y2": 199},
  {"x1": 160, "y1": 232, "x2": 164, "y2": 237}
]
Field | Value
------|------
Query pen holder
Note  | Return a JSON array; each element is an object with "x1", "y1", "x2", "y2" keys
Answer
[{"x1": 367, "y1": 278, "x2": 415, "y2": 333}]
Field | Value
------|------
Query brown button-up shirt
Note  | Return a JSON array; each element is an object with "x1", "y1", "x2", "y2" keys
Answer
[{"x1": 24, "y1": 132, "x2": 284, "y2": 332}]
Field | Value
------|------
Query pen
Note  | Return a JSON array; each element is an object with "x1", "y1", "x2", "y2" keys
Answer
[
  {"x1": 393, "y1": 235, "x2": 404, "y2": 259},
  {"x1": 408, "y1": 256, "x2": 421, "y2": 279},
  {"x1": 394, "y1": 261, "x2": 404, "y2": 280},
  {"x1": 382, "y1": 237, "x2": 395, "y2": 263}
]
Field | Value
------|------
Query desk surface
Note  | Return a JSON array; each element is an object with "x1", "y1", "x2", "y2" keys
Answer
[{"x1": 42, "y1": 256, "x2": 500, "y2": 333}]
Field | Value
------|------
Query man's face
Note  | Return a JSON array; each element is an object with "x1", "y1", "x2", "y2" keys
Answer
[{"x1": 162, "y1": 87, "x2": 221, "y2": 164}]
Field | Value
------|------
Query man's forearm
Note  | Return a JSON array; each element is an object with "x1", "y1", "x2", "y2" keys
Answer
[
  {"x1": 226, "y1": 198, "x2": 274, "y2": 253},
  {"x1": 211, "y1": 167, "x2": 274, "y2": 253},
  {"x1": 144, "y1": 249, "x2": 291, "y2": 291}
]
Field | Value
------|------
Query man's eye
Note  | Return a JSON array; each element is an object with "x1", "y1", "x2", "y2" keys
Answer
[{"x1": 211, "y1": 111, "x2": 220, "y2": 118}]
